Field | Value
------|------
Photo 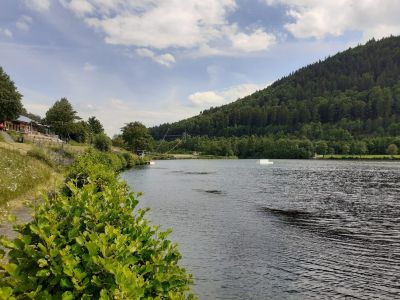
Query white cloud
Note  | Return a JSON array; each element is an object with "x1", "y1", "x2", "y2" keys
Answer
[
  {"x1": 83, "y1": 62, "x2": 97, "y2": 71},
  {"x1": 25, "y1": 0, "x2": 50, "y2": 12},
  {"x1": 189, "y1": 82, "x2": 269, "y2": 107},
  {"x1": 229, "y1": 27, "x2": 276, "y2": 52},
  {"x1": 189, "y1": 91, "x2": 226, "y2": 106},
  {"x1": 61, "y1": 0, "x2": 276, "y2": 57},
  {"x1": 16, "y1": 15, "x2": 33, "y2": 31},
  {"x1": 61, "y1": 0, "x2": 94, "y2": 16},
  {"x1": 265, "y1": 0, "x2": 400, "y2": 40},
  {"x1": 0, "y1": 28, "x2": 12, "y2": 38},
  {"x1": 136, "y1": 48, "x2": 176, "y2": 67}
]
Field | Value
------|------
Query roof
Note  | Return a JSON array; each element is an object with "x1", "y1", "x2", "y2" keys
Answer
[{"x1": 15, "y1": 116, "x2": 33, "y2": 124}]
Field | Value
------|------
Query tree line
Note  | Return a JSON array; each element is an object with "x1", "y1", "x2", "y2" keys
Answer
[{"x1": 155, "y1": 135, "x2": 399, "y2": 158}]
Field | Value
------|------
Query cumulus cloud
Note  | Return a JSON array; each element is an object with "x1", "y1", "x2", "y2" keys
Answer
[
  {"x1": 25, "y1": 0, "x2": 50, "y2": 12},
  {"x1": 265, "y1": 0, "x2": 400, "y2": 40},
  {"x1": 228, "y1": 27, "x2": 276, "y2": 52},
  {"x1": 60, "y1": 0, "x2": 276, "y2": 58},
  {"x1": 189, "y1": 83, "x2": 268, "y2": 107},
  {"x1": 16, "y1": 15, "x2": 33, "y2": 31},
  {"x1": 136, "y1": 48, "x2": 176, "y2": 67},
  {"x1": 0, "y1": 28, "x2": 13, "y2": 38}
]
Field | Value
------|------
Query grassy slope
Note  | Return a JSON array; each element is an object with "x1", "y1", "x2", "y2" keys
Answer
[{"x1": 0, "y1": 148, "x2": 57, "y2": 206}]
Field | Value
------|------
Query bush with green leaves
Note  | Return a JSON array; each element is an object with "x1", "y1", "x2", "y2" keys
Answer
[
  {"x1": 0, "y1": 151, "x2": 194, "y2": 299},
  {"x1": 93, "y1": 134, "x2": 112, "y2": 152},
  {"x1": 121, "y1": 152, "x2": 142, "y2": 168},
  {"x1": 63, "y1": 150, "x2": 123, "y2": 195}
]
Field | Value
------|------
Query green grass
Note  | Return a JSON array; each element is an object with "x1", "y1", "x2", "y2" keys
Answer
[
  {"x1": 0, "y1": 148, "x2": 53, "y2": 205},
  {"x1": 320, "y1": 154, "x2": 400, "y2": 160}
]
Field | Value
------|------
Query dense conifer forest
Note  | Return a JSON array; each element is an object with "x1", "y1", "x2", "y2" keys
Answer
[{"x1": 151, "y1": 36, "x2": 400, "y2": 158}]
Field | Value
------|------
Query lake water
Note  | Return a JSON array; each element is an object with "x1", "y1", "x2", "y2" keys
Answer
[{"x1": 121, "y1": 159, "x2": 400, "y2": 299}]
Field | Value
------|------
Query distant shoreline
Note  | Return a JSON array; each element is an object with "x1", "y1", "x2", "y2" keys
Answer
[
  {"x1": 150, "y1": 153, "x2": 400, "y2": 161},
  {"x1": 316, "y1": 154, "x2": 400, "y2": 160}
]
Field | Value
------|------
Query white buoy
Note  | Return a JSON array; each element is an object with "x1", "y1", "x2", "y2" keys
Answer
[{"x1": 259, "y1": 159, "x2": 273, "y2": 165}]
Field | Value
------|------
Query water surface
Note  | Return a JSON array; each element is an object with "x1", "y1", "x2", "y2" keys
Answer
[{"x1": 121, "y1": 159, "x2": 400, "y2": 299}]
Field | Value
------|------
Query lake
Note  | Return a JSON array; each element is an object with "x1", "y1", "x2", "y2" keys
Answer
[{"x1": 121, "y1": 159, "x2": 400, "y2": 299}]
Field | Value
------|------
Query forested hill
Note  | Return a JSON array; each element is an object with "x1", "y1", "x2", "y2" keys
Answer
[{"x1": 151, "y1": 36, "x2": 400, "y2": 141}]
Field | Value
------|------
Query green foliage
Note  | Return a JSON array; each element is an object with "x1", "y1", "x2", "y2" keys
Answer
[
  {"x1": 70, "y1": 121, "x2": 90, "y2": 144},
  {"x1": 0, "y1": 149, "x2": 194, "y2": 298},
  {"x1": 64, "y1": 149, "x2": 146, "y2": 193},
  {"x1": 0, "y1": 67, "x2": 23, "y2": 122},
  {"x1": 121, "y1": 152, "x2": 142, "y2": 168},
  {"x1": 122, "y1": 122, "x2": 153, "y2": 152},
  {"x1": 88, "y1": 116, "x2": 104, "y2": 135},
  {"x1": 387, "y1": 143, "x2": 398, "y2": 155},
  {"x1": 64, "y1": 150, "x2": 121, "y2": 193},
  {"x1": 45, "y1": 98, "x2": 79, "y2": 140},
  {"x1": 112, "y1": 134, "x2": 126, "y2": 148},
  {"x1": 93, "y1": 133, "x2": 112, "y2": 152}
]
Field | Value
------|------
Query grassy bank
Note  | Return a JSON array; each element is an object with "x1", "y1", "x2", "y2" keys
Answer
[
  {"x1": 0, "y1": 148, "x2": 55, "y2": 206},
  {"x1": 318, "y1": 154, "x2": 400, "y2": 160}
]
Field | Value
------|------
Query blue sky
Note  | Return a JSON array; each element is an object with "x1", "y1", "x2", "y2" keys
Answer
[{"x1": 0, "y1": 0, "x2": 399, "y2": 135}]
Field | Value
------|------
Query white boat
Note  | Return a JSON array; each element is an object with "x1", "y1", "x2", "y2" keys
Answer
[
  {"x1": 149, "y1": 161, "x2": 156, "y2": 165},
  {"x1": 259, "y1": 159, "x2": 274, "y2": 165}
]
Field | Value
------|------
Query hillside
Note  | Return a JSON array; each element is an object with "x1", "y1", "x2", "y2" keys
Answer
[{"x1": 151, "y1": 36, "x2": 400, "y2": 141}]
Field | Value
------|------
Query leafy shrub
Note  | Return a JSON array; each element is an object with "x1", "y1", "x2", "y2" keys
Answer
[
  {"x1": 64, "y1": 150, "x2": 121, "y2": 194},
  {"x1": 387, "y1": 143, "x2": 398, "y2": 155},
  {"x1": 27, "y1": 147, "x2": 54, "y2": 167},
  {"x1": 64, "y1": 149, "x2": 146, "y2": 194},
  {"x1": 93, "y1": 133, "x2": 112, "y2": 152},
  {"x1": 122, "y1": 152, "x2": 141, "y2": 168},
  {"x1": 0, "y1": 151, "x2": 194, "y2": 298}
]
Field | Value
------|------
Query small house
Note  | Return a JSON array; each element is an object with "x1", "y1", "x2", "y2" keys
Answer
[{"x1": 5, "y1": 116, "x2": 33, "y2": 133}]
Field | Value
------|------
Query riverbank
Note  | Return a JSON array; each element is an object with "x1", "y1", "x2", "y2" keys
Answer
[
  {"x1": 149, "y1": 152, "x2": 237, "y2": 160},
  {"x1": 317, "y1": 154, "x2": 400, "y2": 160}
]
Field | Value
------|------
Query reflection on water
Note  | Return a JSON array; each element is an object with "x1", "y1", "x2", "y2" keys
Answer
[{"x1": 121, "y1": 159, "x2": 400, "y2": 299}]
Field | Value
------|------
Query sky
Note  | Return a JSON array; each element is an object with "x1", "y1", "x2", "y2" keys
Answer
[{"x1": 1, "y1": 0, "x2": 400, "y2": 135}]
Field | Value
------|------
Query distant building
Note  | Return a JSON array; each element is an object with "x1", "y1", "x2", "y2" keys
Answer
[
  {"x1": 1, "y1": 115, "x2": 61, "y2": 143},
  {"x1": 4, "y1": 116, "x2": 34, "y2": 133}
]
